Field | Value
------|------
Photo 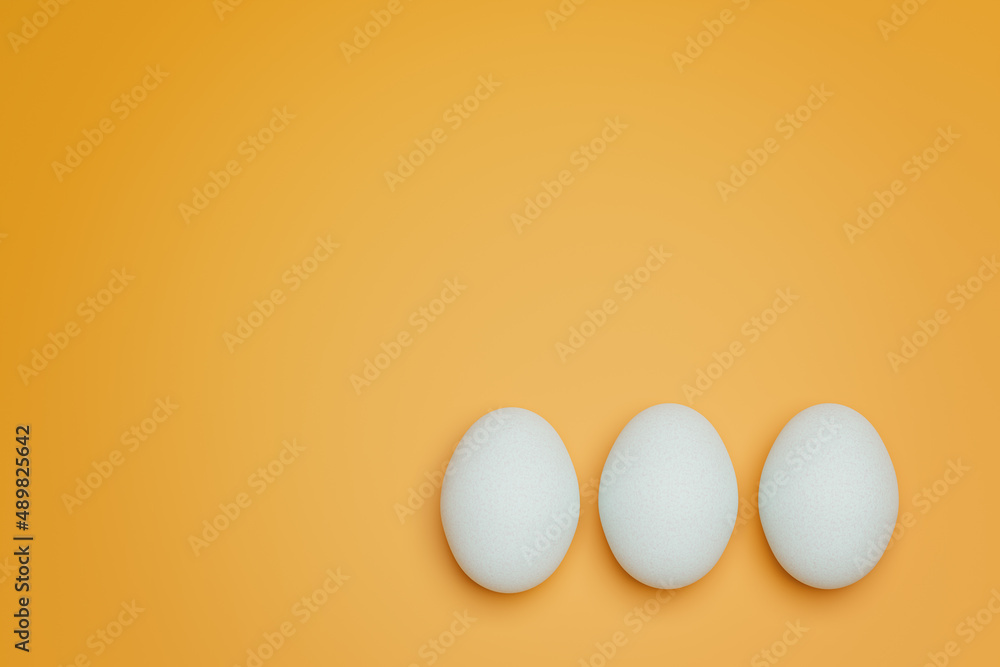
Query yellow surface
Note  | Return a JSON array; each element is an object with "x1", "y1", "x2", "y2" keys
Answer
[{"x1": 1, "y1": 0, "x2": 998, "y2": 665}]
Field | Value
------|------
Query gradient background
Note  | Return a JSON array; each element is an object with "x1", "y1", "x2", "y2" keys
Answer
[{"x1": 2, "y1": 0, "x2": 999, "y2": 665}]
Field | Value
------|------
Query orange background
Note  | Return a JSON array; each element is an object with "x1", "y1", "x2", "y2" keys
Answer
[{"x1": 1, "y1": 0, "x2": 999, "y2": 665}]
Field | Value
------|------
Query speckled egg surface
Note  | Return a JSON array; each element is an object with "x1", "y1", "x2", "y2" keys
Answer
[
  {"x1": 440, "y1": 407, "x2": 580, "y2": 594},
  {"x1": 758, "y1": 403, "x2": 899, "y2": 589},
  {"x1": 598, "y1": 404, "x2": 738, "y2": 589}
]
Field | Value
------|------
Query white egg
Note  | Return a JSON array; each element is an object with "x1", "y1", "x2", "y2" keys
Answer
[
  {"x1": 758, "y1": 403, "x2": 899, "y2": 589},
  {"x1": 598, "y1": 404, "x2": 738, "y2": 589},
  {"x1": 441, "y1": 408, "x2": 580, "y2": 594}
]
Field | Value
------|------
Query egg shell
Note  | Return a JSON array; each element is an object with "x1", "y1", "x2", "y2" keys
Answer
[
  {"x1": 758, "y1": 403, "x2": 899, "y2": 589},
  {"x1": 441, "y1": 408, "x2": 580, "y2": 594},
  {"x1": 598, "y1": 404, "x2": 738, "y2": 589}
]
